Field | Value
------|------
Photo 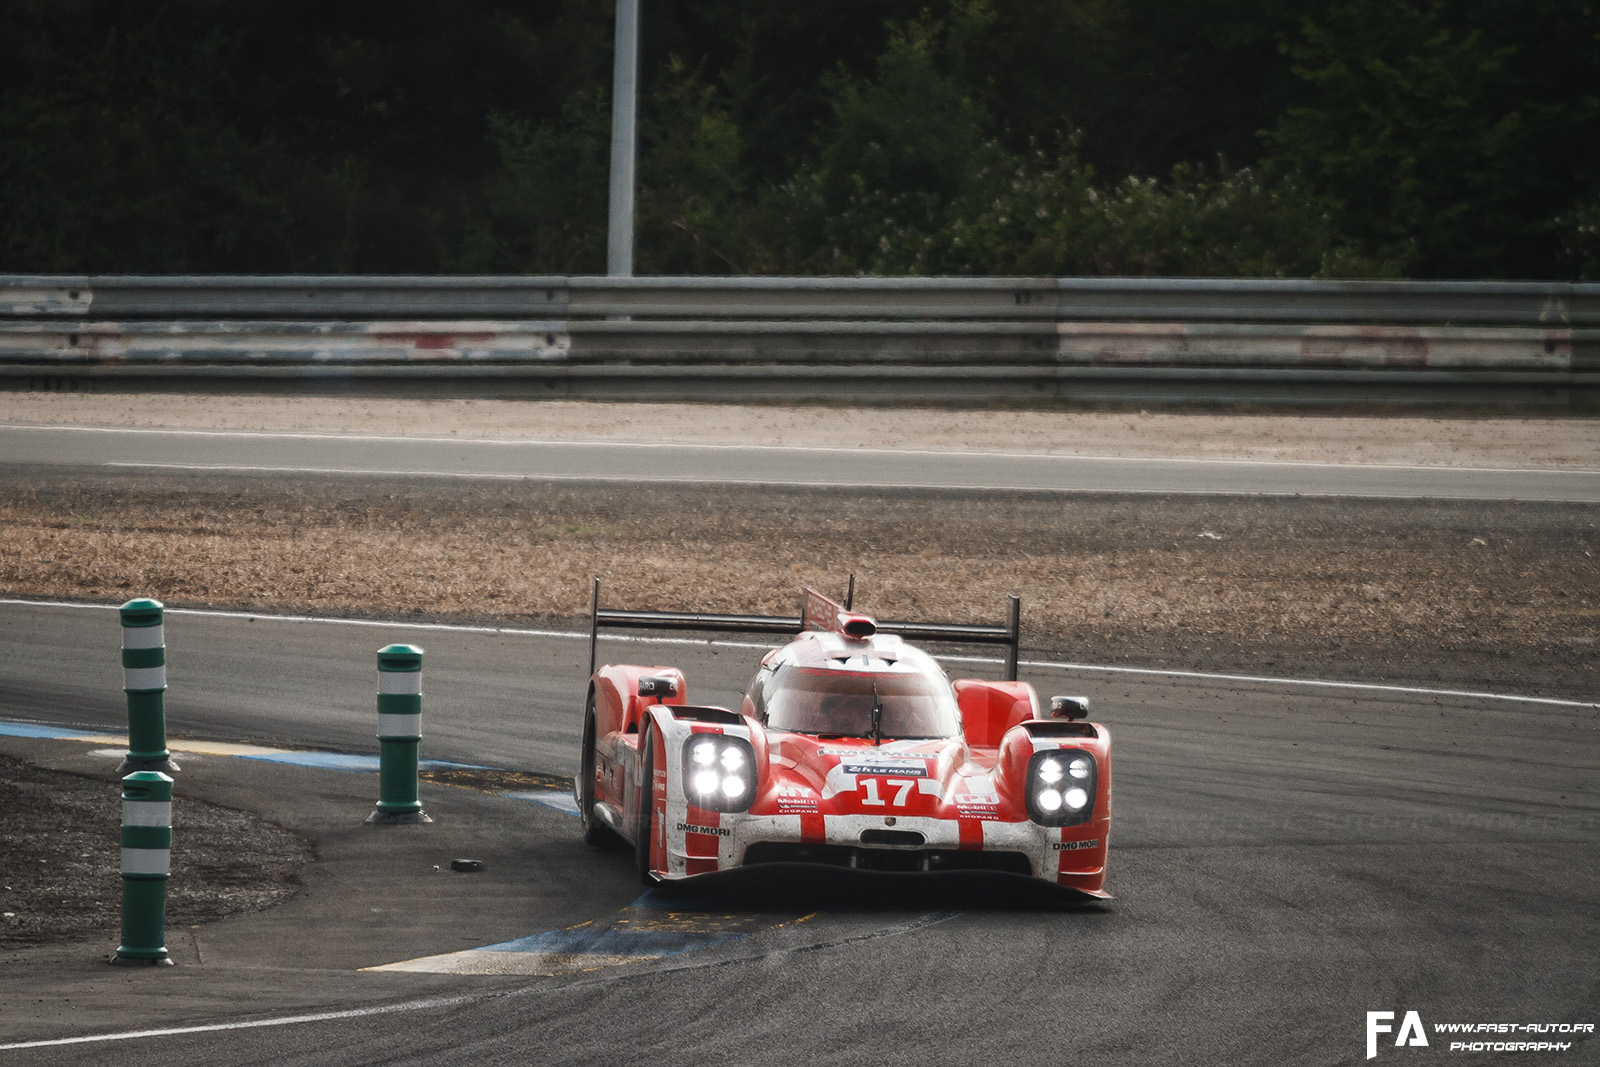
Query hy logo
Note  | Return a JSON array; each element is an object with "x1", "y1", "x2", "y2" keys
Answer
[{"x1": 1367, "y1": 1011, "x2": 1429, "y2": 1059}]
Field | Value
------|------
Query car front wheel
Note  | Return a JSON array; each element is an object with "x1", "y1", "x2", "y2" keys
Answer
[
  {"x1": 635, "y1": 726, "x2": 659, "y2": 886},
  {"x1": 579, "y1": 701, "x2": 609, "y2": 846}
]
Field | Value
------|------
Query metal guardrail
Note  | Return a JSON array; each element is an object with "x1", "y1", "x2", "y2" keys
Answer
[
  {"x1": 4, "y1": 275, "x2": 1600, "y2": 326},
  {"x1": 0, "y1": 319, "x2": 1586, "y2": 370},
  {"x1": 2, "y1": 275, "x2": 1597, "y2": 405}
]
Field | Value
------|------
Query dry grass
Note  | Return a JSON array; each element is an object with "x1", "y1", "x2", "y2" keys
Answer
[{"x1": 2, "y1": 472, "x2": 1597, "y2": 696}]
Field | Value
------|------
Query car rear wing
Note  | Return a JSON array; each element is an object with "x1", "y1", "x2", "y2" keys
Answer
[{"x1": 588, "y1": 577, "x2": 1022, "y2": 681}]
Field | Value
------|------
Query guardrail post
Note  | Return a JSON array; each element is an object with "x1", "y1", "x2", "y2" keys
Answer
[
  {"x1": 112, "y1": 771, "x2": 174, "y2": 966},
  {"x1": 118, "y1": 598, "x2": 178, "y2": 775},
  {"x1": 607, "y1": 0, "x2": 639, "y2": 277},
  {"x1": 366, "y1": 644, "x2": 431, "y2": 825}
]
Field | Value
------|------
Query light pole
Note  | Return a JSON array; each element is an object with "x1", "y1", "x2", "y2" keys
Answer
[{"x1": 607, "y1": 0, "x2": 639, "y2": 277}]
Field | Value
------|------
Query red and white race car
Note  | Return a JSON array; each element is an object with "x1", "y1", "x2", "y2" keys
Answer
[{"x1": 575, "y1": 584, "x2": 1111, "y2": 898}]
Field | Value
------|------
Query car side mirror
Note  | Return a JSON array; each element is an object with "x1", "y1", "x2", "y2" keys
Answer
[
  {"x1": 638, "y1": 675, "x2": 679, "y2": 699},
  {"x1": 1049, "y1": 695, "x2": 1089, "y2": 721}
]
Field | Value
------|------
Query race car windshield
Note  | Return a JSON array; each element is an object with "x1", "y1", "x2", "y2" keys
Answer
[{"x1": 764, "y1": 668, "x2": 960, "y2": 739}]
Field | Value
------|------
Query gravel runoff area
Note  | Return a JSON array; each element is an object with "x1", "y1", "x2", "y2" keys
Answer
[
  {"x1": 2, "y1": 394, "x2": 1597, "y2": 947},
  {"x1": 0, "y1": 753, "x2": 310, "y2": 951},
  {"x1": 2, "y1": 469, "x2": 1595, "y2": 700}
]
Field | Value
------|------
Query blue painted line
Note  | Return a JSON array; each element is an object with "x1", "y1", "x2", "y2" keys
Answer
[
  {"x1": 631, "y1": 887, "x2": 740, "y2": 911},
  {"x1": 0, "y1": 721, "x2": 107, "y2": 740},
  {"x1": 0, "y1": 717, "x2": 549, "y2": 815},
  {"x1": 239, "y1": 752, "x2": 382, "y2": 772},
  {"x1": 503, "y1": 790, "x2": 580, "y2": 816},
  {"x1": 235, "y1": 753, "x2": 484, "y2": 773},
  {"x1": 477, "y1": 925, "x2": 749, "y2": 958},
  {"x1": 633, "y1": 888, "x2": 687, "y2": 909}
]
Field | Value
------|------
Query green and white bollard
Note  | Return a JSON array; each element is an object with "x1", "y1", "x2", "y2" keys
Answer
[
  {"x1": 366, "y1": 644, "x2": 432, "y2": 825},
  {"x1": 118, "y1": 598, "x2": 178, "y2": 775},
  {"x1": 113, "y1": 771, "x2": 174, "y2": 966}
]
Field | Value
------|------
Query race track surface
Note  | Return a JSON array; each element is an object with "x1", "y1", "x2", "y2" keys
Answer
[
  {"x1": 4, "y1": 423, "x2": 1599, "y2": 501},
  {"x1": 3, "y1": 401, "x2": 1596, "y2": 1064},
  {"x1": 2, "y1": 602, "x2": 1595, "y2": 1066}
]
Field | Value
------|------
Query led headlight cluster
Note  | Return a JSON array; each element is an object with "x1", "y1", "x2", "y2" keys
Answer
[
  {"x1": 682, "y1": 734, "x2": 757, "y2": 812},
  {"x1": 1026, "y1": 748, "x2": 1096, "y2": 826}
]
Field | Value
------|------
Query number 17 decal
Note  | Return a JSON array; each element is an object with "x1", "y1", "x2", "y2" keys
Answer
[{"x1": 860, "y1": 777, "x2": 916, "y2": 807}]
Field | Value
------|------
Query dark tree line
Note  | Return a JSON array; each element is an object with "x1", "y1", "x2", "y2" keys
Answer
[{"x1": 2, "y1": 0, "x2": 1596, "y2": 278}]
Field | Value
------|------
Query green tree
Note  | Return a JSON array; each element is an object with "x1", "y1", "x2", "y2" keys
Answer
[
  {"x1": 4, "y1": 0, "x2": 1593, "y2": 279},
  {"x1": 464, "y1": 92, "x2": 611, "y2": 274},
  {"x1": 1264, "y1": 0, "x2": 1600, "y2": 278},
  {"x1": 636, "y1": 58, "x2": 750, "y2": 273},
  {"x1": 782, "y1": 9, "x2": 1001, "y2": 272},
  {"x1": 768, "y1": 7, "x2": 1359, "y2": 277},
  {"x1": 0, "y1": 0, "x2": 612, "y2": 272}
]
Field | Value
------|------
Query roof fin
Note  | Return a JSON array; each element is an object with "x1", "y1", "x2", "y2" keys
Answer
[{"x1": 839, "y1": 613, "x2": 877, "y2": 639}]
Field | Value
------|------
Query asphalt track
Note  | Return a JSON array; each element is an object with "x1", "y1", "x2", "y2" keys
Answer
[
  {"x1": 2, "y1": 600, "x2": 1596, "y2": 1066},
  {"x1": 4, "y1": 423, "x2": 1600, "y2": 501}
]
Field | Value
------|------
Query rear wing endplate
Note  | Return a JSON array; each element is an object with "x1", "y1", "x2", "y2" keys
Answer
[{"x1": 587, "y1": 578, "x2": 1022, "y2": 681}]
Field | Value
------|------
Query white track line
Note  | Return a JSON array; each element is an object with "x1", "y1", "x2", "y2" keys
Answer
[
  {"x1": 10, "y1": 422, "x2": 1596, "y2": 474},
  {"x1": 1014, "y1": 659, "x2": 1599, "y2": 709},
  {"x1": 3, "y1": 598, "x2": 1594, "y2": 709},
  {"x1": 85, "y1": 461, "x2": 1600, "y2": 505},
  {"x1": 99, "y1": 461, "x2": 1522, "y2": 501},
  {"x1": 0, "y1": 909, "x2": 953, "y2": 1051},
  {"x1": 0, "y1": 994, "x2": 480, "y2": 1051}
]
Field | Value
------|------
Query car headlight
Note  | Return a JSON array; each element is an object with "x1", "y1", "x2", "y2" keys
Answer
[
  {"x1": 682, "y1": 735, "x2": 756, "y2": 813},
  {"x1": 1026, "y1": 749, "x2": 1095, "y2": 826}
]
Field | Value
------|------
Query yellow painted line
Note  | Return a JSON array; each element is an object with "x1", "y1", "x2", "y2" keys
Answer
[
  {"x1": 57, "y1": 731, "x2": 295, "y2": 758},
  {"x1": 168, "y1": 740, "x2": 293, "y2": 757},
  {"x1": 611, "y1": 909, "x2": 771, "y2": 935},
  {"x1": 366, "y1": 950, "x2": 654, "y2": 976}
]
